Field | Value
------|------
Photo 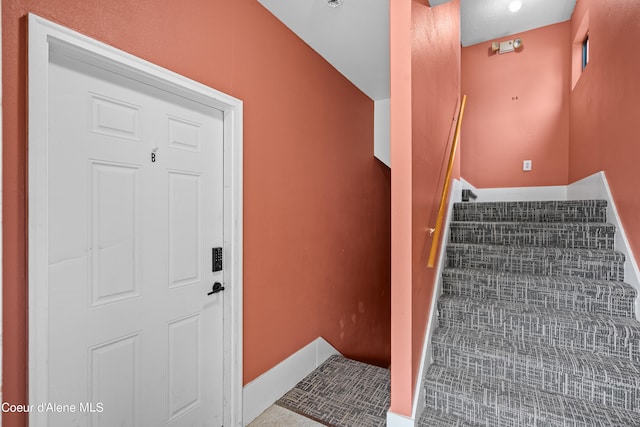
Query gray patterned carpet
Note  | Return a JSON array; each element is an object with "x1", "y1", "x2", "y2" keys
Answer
[
  {"x1": 276, "y1": 355, "x2": 390, "y2": 427},
  {"x1": 420, "y1": 199, "x2": 640, "y2": 426},
  {"x1": 274, "y1": 200, "x2": 640, "y2": 426}
]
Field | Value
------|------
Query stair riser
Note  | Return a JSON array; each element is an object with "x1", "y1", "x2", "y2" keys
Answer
[
  {"x1": 449, "y1": 223, "x2": 615, "y2": 250},
  {"x1": 442, "y1": 275, "x2": 636, "y2": 318},
  {"x1": 424, "y1": 379, "x2": 574, "y2": 427},
  {"x1": 432, "y1": 344, "x2": 640, "y2": 412},
  {"x1": 418, "y1": 408, "x2": 479, "y2": 427},
  {"x1": 437, "y1": 305, "x2": 640, "y2": 362},
  {"x1": 424, "y1": 381, "x2": 617, "y2": 427},
  {"x1": 424, "y1": 365, "x2": 640, "y2": 426},
  {"x1": 453, "y1": 200, "x2": 607, "y2": 223},
  {"x1": 447, "y1": 247, "x2": 625, "y2": 281}
]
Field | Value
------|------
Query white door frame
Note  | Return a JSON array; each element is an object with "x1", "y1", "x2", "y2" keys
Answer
[
  {"x1": 28, "y1": 14, "x2": 243, "y2": 426},
  {"x1": 0, "y1": 5, "x2": 4, "y2": 423}
]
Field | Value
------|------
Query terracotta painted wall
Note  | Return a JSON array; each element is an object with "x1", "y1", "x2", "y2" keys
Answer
[
  {"x1": 569, "y1": 0, "x2": 640, "y2": 265},
  {"x1": 389, "y1": 0, "x2": 460, "y2": 416},
  {"x1": 461, "y1": 22, "x2": 571, "y2": 188},
  {"x1": 389, "y1": 0, "x2": 414, "y2": 415},
  {"x1": 2, "y1": 1, "x2": 391, "y2": 425}
]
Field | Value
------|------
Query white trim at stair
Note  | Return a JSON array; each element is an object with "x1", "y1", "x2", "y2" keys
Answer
[
  {"x1": 567, "y1": 171, "x2": 640, "y2": 320},
  {"x1": 387, "y1": 410, "x2": 415, "y2": 427},
  {"x1": 472, "y1": 185, "x2": 568, "y2": 202},
  {"x1": 461, "y1": 178, "x2": 567, "y2": 202},
  {"x1": 386, "y1": 179, "x2": 461, "y2": 427},
  {"x1": 242, "y1": 337, "x2": 340, "y2": 426}
]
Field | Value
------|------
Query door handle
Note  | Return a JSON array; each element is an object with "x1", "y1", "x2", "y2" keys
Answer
[{"x1": 208, "y1": 282, "x2": 225, "y2": 295}]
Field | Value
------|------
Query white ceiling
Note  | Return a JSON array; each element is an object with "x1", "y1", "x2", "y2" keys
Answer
[
  {"x1": 257, "y1": 0, "x2": 576, "y2": 101},
  {"x1": 257, "y1": 0, "x2": 389, "y2": 100},
  {"x1": 458, "y1": 0, "x2": 576, "y2": 47}
]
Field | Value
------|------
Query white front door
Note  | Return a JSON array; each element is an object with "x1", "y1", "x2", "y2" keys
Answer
[{"x1": 45, "y1": 48, "x2": 224, "y2": 427}]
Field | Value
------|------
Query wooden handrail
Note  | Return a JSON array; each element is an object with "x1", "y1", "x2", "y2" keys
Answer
[{"x1": 427, "y1": 94, "x2": 467, "y2": 268}]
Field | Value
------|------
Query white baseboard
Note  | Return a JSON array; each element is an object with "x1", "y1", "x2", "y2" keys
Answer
[
  {"x1": 242, "y1": 337, "x2": 340, "y2": 426},
  {"x1": 473, "y1": 185, "x2": 567, "y2": 202},
  {"x1": 459, "y1": 178, "x2": 566, "y2": 202},
  {"x1": 567, "y1": 171, "x2": 640, "y2": 320},
  {"x1": 387, "y1": 179, "x2": 461, "y2": 427},
  {"x1": 566, "y1": 171, "x2": 609, "y2": 200},
  {"x1": 387, "y1": 410, "x2": 415, "y2": 427}
]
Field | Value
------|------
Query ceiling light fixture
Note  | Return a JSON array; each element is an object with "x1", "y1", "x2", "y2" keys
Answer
[
  {"x1": 327, "y1": 0, "x2": 343, "y2": 7},
  {"x1": 508, "y1": 0, "x2": 522, "y2": 12}
]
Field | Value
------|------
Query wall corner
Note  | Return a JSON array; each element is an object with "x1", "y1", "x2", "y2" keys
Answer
[{"x1": 374, "y1": 99, "x2": 391, "y2": 167}]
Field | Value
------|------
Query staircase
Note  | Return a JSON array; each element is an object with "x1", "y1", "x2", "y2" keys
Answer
[{"x1": 419, "y1": 200, "x2": 640, "y2": 426}]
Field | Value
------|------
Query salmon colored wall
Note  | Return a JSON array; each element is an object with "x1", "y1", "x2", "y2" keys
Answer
[
  {"x1": 2, "y1": 1, "x2": 391, "y2": 425},
  {"x1": 411, "y1": 0, "x2": 461, "y2": 414},
  {"x1": 390, "y1": 0, "x2": 414, "y2": 416},
  {"x1": 461, "y1": 22, "x2": 571, "y2": 188},
  {"x1": 389, "y1": 0, "x2": 413, "y2": 414},
  {"x1": 389, "y1": 0, "x2": 460, "y2": 416},
  {"x1": 569, "y1": 0, "x2": 640, "y2": 263}
]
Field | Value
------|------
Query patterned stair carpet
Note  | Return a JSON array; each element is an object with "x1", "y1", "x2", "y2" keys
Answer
[
  {"x1": 276, "y1": 355, "x2": 390, "y2": 427},
  {"x1": 420, "y1": 200, "x2": 640, "y2": 426}
]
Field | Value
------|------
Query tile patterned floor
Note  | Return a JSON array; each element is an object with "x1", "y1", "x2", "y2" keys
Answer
[{"x1": 248, "y1": 405, "x2": 325, "y2": 427}]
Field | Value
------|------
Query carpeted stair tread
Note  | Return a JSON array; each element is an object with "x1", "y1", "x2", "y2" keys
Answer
[
  {"x1": 421, "y1": 198, "x2": 639, "y2": 425},
  {"x1": 424, "y1": 364, "x2": 640, "y2": 426},
  {"x1": 418, "y1": 406, "x2": 482, "y2": 427},
  {"x1": 453, "y1": 200, "x2": 607, "y2": 223},
  {"x1": 447, "y1": 243, "x2": 625, "y2": 281},
  {"x1": 442, "y1": 267, "x2": 636, "y2": 318},
  {"x1": 449, "y1": 221, "x2": 615, "y2": 249},
  {"x1": 431, "y1": 326, "x2": 640, "y2": 411},
  {"x1": 437, "y1": 295, "x2": 640, "y2": 361}
]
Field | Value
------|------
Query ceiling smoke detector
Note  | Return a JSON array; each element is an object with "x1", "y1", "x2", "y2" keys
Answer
[{"x1": 327, "y1": 0, "x2": 343, "y2": 7}]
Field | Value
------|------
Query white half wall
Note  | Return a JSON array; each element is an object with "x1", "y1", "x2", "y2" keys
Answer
[
  {"x1": 472, "y1": 185, "x2": 567, "y2": 202},
  {"x1": 374, "y1": 98, "x2": 390, "y2": 167},
  {"x1": 568, "y1": 171, "x2": 640, "y2": 320},
  {"x1": 242, "y1": 337, "x2": 340, "y2": 426},
  {"x1": 460, "y1": 178, "x2": 567, "y2": 202}
]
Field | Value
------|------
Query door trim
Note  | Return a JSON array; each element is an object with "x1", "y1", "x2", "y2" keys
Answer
[{"x1": 28, "y1": 14, "x2": 243, "y2": 426}]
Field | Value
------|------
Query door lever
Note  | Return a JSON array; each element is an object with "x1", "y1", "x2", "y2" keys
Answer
[{"x1": 208, "y1": 282, "x2": 225, "y2": 295}]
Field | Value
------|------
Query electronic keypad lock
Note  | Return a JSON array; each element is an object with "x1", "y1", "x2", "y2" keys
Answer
[{"x1": 212, "y1": 247, "x2": 223, "y2": 272}]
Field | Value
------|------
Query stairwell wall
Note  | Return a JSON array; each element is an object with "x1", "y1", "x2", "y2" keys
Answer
[
  {"x1": 461, "y1": 22, "x2": 571, "y2": 189},
  {"x1": 569, "y1": 0, "x2": 640, "y2": 268},
  {"x1": 389, "y1": 0, "x2": 461, "y2": 417},
  {"x1": 3, "y1": 1, "x2": 392, "y2": 425}
]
